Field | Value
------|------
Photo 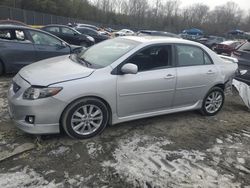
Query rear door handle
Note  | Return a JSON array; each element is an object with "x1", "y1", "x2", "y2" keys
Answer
[{"x1": 164, "y1": 74, "x2": 175, "y2": 79}]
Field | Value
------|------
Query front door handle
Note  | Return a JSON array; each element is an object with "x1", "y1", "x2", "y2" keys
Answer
[
  {"x1": 207, "y1": 70, "x2": 215, "y2": 74},
  {"x1": 164, "y1": 74, "x2": 175, "y2": 79},
  {"x1": 37, "y1": 47, "x2": 46, "y2": 50}
]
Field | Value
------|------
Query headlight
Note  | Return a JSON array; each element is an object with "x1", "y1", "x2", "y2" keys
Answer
[
  {"x1": 87, "y1": 36, "x2": 95, "y2": 42},
  {"x1": 23, "y1": 87, "x2": 62, "y2": 100}
]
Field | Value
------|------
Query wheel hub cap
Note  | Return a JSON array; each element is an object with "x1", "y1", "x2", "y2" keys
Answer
[
  {"x1": 71, "y1": 104, "x2": 103, "y2": 136},
  {"x1": 205, "y1": 91, "x2": 223, "y2": 114}
]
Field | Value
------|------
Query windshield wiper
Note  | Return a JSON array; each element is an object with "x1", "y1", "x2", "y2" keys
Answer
[{"x1": 77, "y1": 56, "x2": 92, "y2": 67}]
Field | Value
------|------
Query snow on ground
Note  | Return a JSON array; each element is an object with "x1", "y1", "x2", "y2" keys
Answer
[
  {"x1": 102, "y1": 133, "x2": 249, "y2": 187},
  {"x1": 86, "y1": 142, "x2": 103, "y2": 159},
  {"x1": 48, "y1": 146, "x2": 70, "y2": 157},
  {"x1": 0, "y1": 166, "x2": 60, "y2": 188},
  {"x1": 0, "y1": 81, "x2": 9, "y2": 123},
  {"x1": 0, "y1": 166, "x2": 93, "y2": 188}
]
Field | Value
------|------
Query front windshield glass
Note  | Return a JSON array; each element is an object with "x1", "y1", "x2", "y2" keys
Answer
[
  {"x1": 78, "y1": 38, "x2": 140, "y2": 67},
  {"x1": 239, "y1": 42, "x2": 250, "y2": 51}
]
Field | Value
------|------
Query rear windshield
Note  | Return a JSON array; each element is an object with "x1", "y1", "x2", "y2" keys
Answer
[{"x1": 238, "y1": 42, "x2": 250, "y2": 52}]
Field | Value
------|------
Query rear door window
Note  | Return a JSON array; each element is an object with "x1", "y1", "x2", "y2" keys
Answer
[
  {"x1": 0, "y1": 29, "x2": 12, "y2": 40},
  {"x1": 176, "y1": 45, "x2": 213, "y2": 66},
  {"x1": 87, "y1": 29, "x2": 97, "y2": 35},
  {"x1": 61, "y1": 27, "x2": 75, "y2": 35},
  {"x1": 46, "y1": 27, "x2": 60, "y2": 33}
]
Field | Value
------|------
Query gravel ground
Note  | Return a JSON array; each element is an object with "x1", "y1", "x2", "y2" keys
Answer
[{"x1": 0, "y1": 75, "x2": 250, "y2": 188}]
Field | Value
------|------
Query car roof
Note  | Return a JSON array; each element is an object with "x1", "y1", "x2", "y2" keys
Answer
[
  {"x1": 0, "y1": 24, "x2": 31, "y2": 29},
  {"x1": 76, "y1": 26, "x2": 96, "y2": 31},
  {"x1": 122, "y1": 36, "x2": 202, "y2": 46},
  {"x1": 42, "y1": 24, "x2": 70, "y2": 28},
  {"x1": 139, "y1": 30, "x2": 180, "y2": 37},
  {"x1": 78, "y1": 23, "x2": 96, "y2": 26},
  {"x1": 120, "y1": 29, "x2": 133, "y2": 32},
  {"x1": 76, "y1": 24, "x2": 98, "y2": 29},
  {"x1": 140, "y1": 30, "x2": 165, "y2": 33}
]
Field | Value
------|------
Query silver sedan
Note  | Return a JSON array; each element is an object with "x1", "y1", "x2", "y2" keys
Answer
[{"x1": 8, "y1": 36, "x2": 238, "y2": 139}]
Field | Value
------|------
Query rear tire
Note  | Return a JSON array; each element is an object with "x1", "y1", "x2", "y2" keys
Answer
[
  {"x1": 61, "y1": 97, "x2": 109, "y2": 139},
  {"x1": 200, "y1": 87, "x2": 224, "y2": 116}
]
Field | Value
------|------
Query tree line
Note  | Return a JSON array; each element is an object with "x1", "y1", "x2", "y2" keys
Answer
[{"x1": 0, "y1": 0, "x2": 250, "y2": 35}]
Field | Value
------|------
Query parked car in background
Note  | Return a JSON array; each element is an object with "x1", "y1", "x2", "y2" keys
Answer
[
  {"x1": 41, "y1": 24, "x2": 95, "y2": 47},
  {"x1": 114, "y1": 29, "x2": 134, "y2": 37},
  {"x1": 8, "y1": 36, "x2": 237, "y2": 139},
  {"x1": 75, "y1": 23, "x2": 99, "y2": 31},
  {"x1": 232, "y1": 41, "x2": 250, "y2": 85},
  {"x1": 0, "y1": 25, "x2": 82, "y2": 75},
  {"x1": 137, "y1": 30, "x2": 180, "y2": 38},
  {"x1": 179, "y1": 33, "x2": 202, "y2": 41},
  {"x1": 76, "y1": 27, "x2": 110, "y2": 43},
  {"x1": 215, "y1": 40, "x2": 242, "y2": 56},
  {"x1": 104, "y1": 27, "x2": 115, "y2": 33},
  {"x1": 198, "y1": 36, "x2": 225, "y2": 50}
]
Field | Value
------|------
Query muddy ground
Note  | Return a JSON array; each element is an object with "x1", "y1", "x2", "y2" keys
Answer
[{"x1": 0, "y1": 75, "x2": 250, "y2": 188}]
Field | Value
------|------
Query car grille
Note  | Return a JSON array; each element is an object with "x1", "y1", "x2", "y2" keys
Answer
[{"x1": 13, "y1": 82, "x2": 21, "y2": 93}]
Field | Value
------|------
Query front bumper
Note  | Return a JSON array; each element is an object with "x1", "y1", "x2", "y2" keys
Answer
[{"x1": 7, "y1": 74, "x2": 67, "y2": 135}]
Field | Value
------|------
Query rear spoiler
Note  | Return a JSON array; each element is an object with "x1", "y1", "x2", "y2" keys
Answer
[{"x1": 219, "y1": 55, "x2": 238, "y2": 63}]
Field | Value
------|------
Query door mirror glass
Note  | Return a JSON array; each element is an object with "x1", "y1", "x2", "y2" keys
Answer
[
  {"x1": 56, "y1": 42, "x2": 67, "y2": 49},
  {"x1": 61, "y1": 41, "x2": 67, "y2": 47},
  {"x1": 121, "y1": 63, "x2": 138, "y2": 74}
]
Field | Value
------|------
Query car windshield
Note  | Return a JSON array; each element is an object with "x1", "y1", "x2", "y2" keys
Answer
[
  {"x1": 78, "y1": 38, "x2": 140, "y2": 67},
  {"x1": 238, "y1": 42, "x2": 250, "y2": 51}
]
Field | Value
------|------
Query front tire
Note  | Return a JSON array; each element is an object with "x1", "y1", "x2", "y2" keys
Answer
[
  {"x1": 201, "y1": 87, "x2": 224, "y2": 116},
  {"x1": 62, "y1": 97, "x2": 109, "y2": 139}
]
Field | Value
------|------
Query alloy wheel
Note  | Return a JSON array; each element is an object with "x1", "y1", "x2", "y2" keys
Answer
[
  {"x1": 205, "y1": 91, "x2": 223, "y2": 114},
  {"x1": 71, "y1": 104, "x2": 103, "y2": 136}
]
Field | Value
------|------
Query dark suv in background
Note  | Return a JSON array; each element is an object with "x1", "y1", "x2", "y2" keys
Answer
[
  {"x1": 0, "y1": 25, "x2": 82, "y2": 75},
  {"x1": 232, "y1": 41, "x2": 250, "y2": 85},
  {"x1": 42, "y1": 25, "x2": 95, "y2": 47}
]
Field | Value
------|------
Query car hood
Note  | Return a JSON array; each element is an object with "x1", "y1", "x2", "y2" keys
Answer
[{"x1": 19, "y1": 55, "x2": 95, "y2": 86}]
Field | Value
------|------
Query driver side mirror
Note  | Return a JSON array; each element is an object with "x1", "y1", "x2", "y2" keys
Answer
[
  {"x1": 56, "y1": 42, "x2": 67, "y2": 49},
  {"x1": 121, "y1": 63, "x2": 138, "y2": 74}
]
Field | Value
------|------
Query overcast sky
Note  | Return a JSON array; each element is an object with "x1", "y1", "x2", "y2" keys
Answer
[{"x1": 180, "y1": 0, "x2": 249, "y2": 11}]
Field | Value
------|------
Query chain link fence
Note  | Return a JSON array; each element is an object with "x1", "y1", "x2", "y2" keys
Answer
[{"x1": 0, "y1": 6, "x2": 113, "y2": 28}]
